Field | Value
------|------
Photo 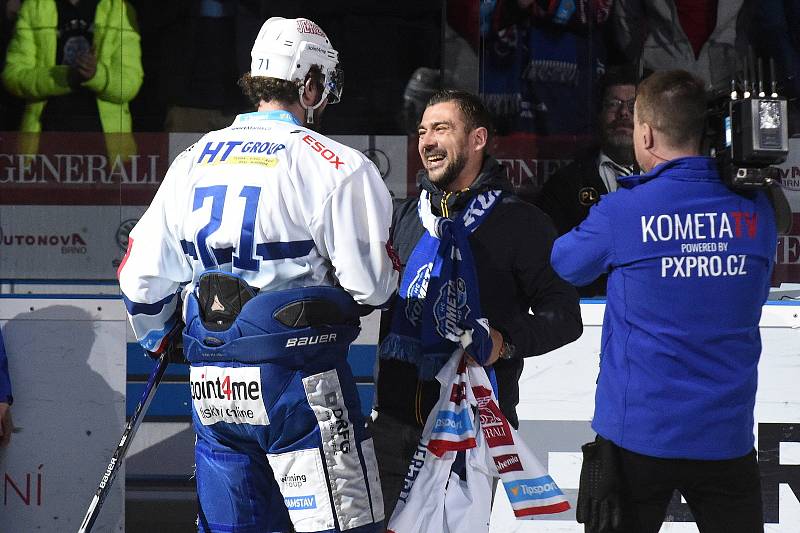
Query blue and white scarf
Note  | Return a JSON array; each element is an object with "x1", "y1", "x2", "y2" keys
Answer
[{"x1": 378, "y1": 189, "x2": 503, "y2": 379}]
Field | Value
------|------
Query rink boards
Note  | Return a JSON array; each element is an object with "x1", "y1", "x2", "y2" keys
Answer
[{"x1": 0, "y1": 298, "x2": 798, "y2": 532}]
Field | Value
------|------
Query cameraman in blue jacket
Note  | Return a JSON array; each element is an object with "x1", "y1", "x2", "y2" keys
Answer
[{"x1": 551, "y1": 69, "x2": 777, "y2": 533}]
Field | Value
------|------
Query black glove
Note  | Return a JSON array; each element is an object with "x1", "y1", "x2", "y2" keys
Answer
[
  {"x1": 146, "y1": 321, "x2": 187, "y2": 364},
  {"x1": 576, "y1": 435, "x2": 623, "y2": 532}
]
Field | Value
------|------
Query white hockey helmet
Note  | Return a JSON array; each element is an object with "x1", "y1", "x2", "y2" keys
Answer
[{"x1": 250, "y1": 17, "x2": 343, "y2": 105}]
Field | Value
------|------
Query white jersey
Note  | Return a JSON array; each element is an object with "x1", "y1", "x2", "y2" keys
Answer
[{"x1": 118, "y1": 111, "x2": 398, "y2": 350}]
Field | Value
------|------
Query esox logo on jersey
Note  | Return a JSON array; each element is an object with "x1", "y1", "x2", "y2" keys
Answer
[
  {"x1": 190, "y1": 366, "x2": 268, "y2": 426},
  {"x1": 302, "y1": 134, "x2": 345, "y2": 169}
]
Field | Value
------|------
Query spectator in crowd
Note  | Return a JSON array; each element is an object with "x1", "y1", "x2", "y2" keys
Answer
[
  {"x1": 552, "y1": 70, "x2": 776, "y2": 533},
  {"x1": 480, "y1": 0, "x2": 611, "y2": 136},
  {"x1": 534, "y1": 65, "x2": 638, "y2": 297},
  {"x1": 612, "y1": 0, "x2": 752, "y2": 93},
  {"x1": 372, "y1": 88, "x2": 582, "y2": 520},
  {"x1": 751, "y1": 0, "x2": 800, "y2": 135},
  {"x1": 400, "y1": 67, "x2": 441, "y2": 135},
  {"x1": 0, "y1": 0, "x2": 23, "y2": 131},
  {"x1": 441, "y1": 0, "x2": 480, "y2": 92},
  {"x1": 0, "y1": 329, "x2": 12, "y2": 447},
  {"x1": 133, "y1": 0, "x2": 262, "y2": 133},
  {"x1": 2, "y1": 0, "x2": 142, "y2": 158}
]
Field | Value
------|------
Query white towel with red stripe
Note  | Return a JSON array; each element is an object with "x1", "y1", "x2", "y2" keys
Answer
[{"x1": 387, "y1": 350, "x2": 570, "y2": 533}]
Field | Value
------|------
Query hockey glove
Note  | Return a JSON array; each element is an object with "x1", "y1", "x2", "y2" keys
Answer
[
  {"x1": 146, "y1": 320, "x2": 187, "y2": 365},
  {"x1": 576, "y1": 435, "x2": 623, "y2": 532}
]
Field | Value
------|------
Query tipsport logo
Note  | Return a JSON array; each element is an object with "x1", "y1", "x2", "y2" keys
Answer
[
  {"x1": 285, "y1": 495, "x2": 317, "y2": 510},
  {"x1": 433, "y1": 277, "x2": 469, "y2": 339},
  {"x1": 505, "y1": 477, "x2": 562, "y2": 503},
  {"x1": 433, "y1": 409, "x2": 474, "y2": 436}
]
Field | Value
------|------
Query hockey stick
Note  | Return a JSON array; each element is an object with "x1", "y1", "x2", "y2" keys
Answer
[{"x1": 78, "y1": 351, "x2": 170, "y2": 533}]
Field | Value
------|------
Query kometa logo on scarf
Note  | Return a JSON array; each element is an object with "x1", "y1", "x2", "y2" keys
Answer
[
  {"x1": 404, "y1": 262, "x2": 432, "y2": 326},
  {"x1": 377, "y1": 189, "x2": 503, "y2": 379},
  {"x1": 433, "y1": 277, "x2": 470, "y2": 340}
]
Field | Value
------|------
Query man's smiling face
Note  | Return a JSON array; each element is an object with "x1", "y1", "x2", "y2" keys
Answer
[{"x1": 417, "y1": 101, "x2": 471, "y2": 190}]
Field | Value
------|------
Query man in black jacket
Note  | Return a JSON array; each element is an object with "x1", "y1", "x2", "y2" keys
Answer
[
  {"x1": 371, "y1": 89, "x2": 582, "y2": 520},
  {"x1": 534, "y1": 66, "x2": 638, "y2": 296}
]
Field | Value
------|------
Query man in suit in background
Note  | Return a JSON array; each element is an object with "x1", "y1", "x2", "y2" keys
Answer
[{"x1": 534, "y1": 66, "x2": 638, "y2": 296}]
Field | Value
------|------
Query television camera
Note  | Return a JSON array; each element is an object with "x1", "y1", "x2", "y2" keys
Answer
[{"x1": 708, "y1": 56, "x2": 792, "y2": 233}]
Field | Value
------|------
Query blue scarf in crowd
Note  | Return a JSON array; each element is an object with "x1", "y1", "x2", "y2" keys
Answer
[{"x1": 378, "y1": 189, "x2": 503, "y2": 380}]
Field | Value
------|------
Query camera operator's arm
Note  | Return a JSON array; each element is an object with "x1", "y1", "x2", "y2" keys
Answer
[
  {"x1": 766, "y1": 181, "x2": 793, "y2": 235},
  {"x1": 551, "y1": 199, "x2": 615, "y2": 287}
]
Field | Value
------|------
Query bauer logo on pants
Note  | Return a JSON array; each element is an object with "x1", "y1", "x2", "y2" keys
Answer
[{"x1": 190, "y1": 366, "x2": 268, "y2": 426}]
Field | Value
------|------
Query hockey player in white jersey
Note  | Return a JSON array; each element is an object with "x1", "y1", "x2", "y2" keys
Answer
[{"x1": 118, "y1": 17, "x2": 397, "y2": 533}]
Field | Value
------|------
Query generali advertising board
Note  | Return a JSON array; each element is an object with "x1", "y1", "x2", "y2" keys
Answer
[
  {"x1": 0, "y1": 133, "x2": 166, "y2": 279},
  {"x1": 0, "y1": 132, "x2": 408, "y2": 280},
  {"x1": 1, "y1": 132, "x2": 798, "y2": 285}
]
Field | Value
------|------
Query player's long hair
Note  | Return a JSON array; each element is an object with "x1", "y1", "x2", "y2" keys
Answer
[{"x1": 238, "y1": 66, "x2": 324, "y2": 108}]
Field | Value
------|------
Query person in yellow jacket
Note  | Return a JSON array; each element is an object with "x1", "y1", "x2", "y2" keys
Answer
[{"x1": 2, "y1": 0, "x2": 143, "y2": 161}]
